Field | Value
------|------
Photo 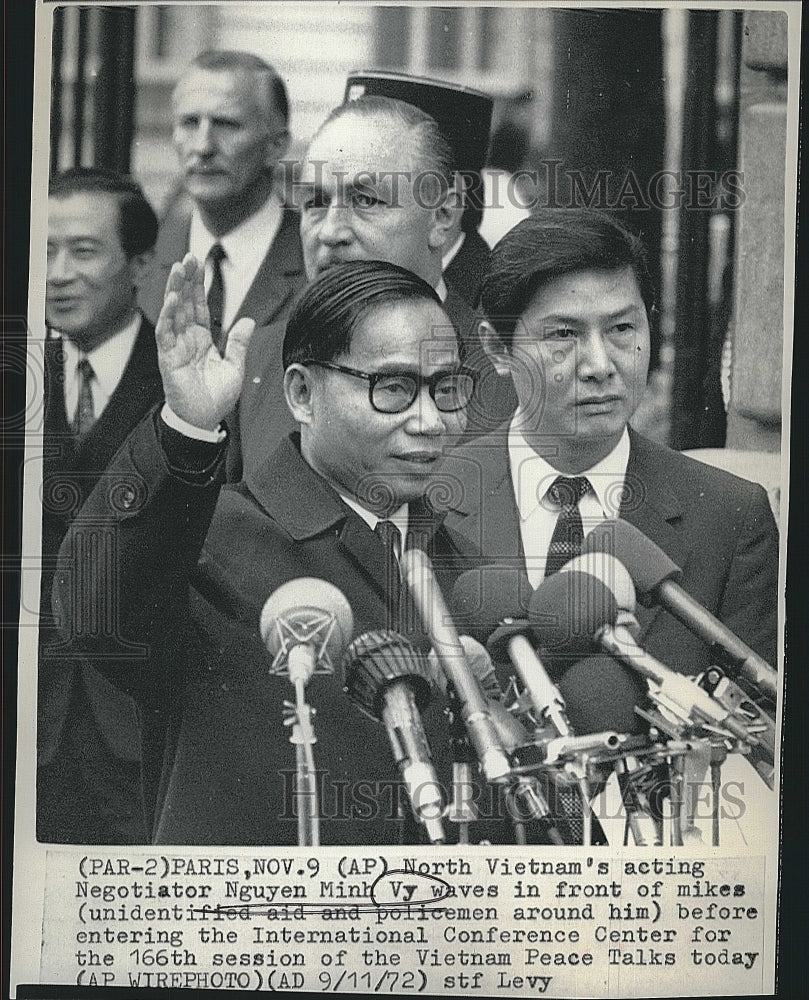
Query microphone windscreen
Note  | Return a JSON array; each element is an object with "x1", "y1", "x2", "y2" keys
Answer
[
  {"x1": 555, "y1": 654, "x2": 648, "y2": 735},
  {"x1": 450, "y1": 566, "x2": 533, "y2": 644},
  {"x1": 584, "y1": 520, "x2": 682, "y2": 602},
  {"x1": 343, "y1": 630, "x2": 433, "y2": 719},
  {"x1": 560, "y1": 552, "x2": 637, "y2": 615},
  {"x1": 528, "y1": 570, "x2": 618, "y2": 672},
  {"x1": 260, "y1": 578, "x2": 354, "y2": 661}
]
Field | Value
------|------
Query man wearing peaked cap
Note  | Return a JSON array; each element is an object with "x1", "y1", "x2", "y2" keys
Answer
[
  {"x1": 344, "y1": 70, "x2": 493, "y2": 308},
  {"x1": 237, "y1": 81, "x2": 518, "y2": 474}
]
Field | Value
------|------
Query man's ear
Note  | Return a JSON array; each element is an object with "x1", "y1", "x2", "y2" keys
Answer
[
  {"x1": 129, "y1": 249, "x2": 154, "y2": 291},
  {"x1": 266, "y1": 128, "x2": 291, "y2": 167},
  {"x1": 427, "y1": 176, "x2": 463, "y2": 253},
  {"x1": 284, "y1": 363, "x2": 316, "y2": 425},
  {"x1": 478, "y1": 319, "x2": 512, "y2": 376}
]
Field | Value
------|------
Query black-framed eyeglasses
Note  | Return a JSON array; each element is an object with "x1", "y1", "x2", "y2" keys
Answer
[{"x1": 303, "y1": 360, "x2": 477, "y2": 414}]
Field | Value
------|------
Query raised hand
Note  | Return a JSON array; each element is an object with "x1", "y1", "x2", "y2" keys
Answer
[{"x1": 155, "y1": 254, "x2": 255, "y2": 430}]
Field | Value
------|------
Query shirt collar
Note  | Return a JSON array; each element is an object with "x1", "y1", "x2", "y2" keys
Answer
[
  {"x1": 441, "y1": 232, "x2": 466, "y2": 270},
  {"x1": 188, "y1": 192, "x2": 283, "y2": 267},
  {"x1": 508, "y1": 423, "x2": 631, "y2": 521},
  {"x1": 436, "y1": 277, "x2": 449, "y2": 302},
  {"x1": 339, "y1": 493, "x2": 409, "y2": 540},
  {"x1": 59, "y1": 312, "x2": 141, "y2": 397}
]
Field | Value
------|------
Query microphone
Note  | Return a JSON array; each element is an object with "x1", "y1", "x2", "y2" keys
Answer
[
  {"x1": 428, "y1": 635, "x2": 533, "y2": 752},
  {"x1": 259, "y1": 578, "x2": 354, "y2": 847},
  {"x1": 343, "y1": 630, "x2": 446, "y2": 843},
  {"x1": 529, "y1": 558, "x2": 761, "y2": 747},
  {"x1": 529, "y1": 561, "x2": 666, "y2": 844},
  {"x1": 528, "y1": 568, "x2": 619, "y2": 672},
  {"x1": 450, "y1": 566, "x2": 632, "y2": 738},
  {"x1": 449, "y1": 564, "x2": 533, "y2": 646},
  {"x1": 449, "y1": 569, "x2": 632, "y2": 846},
  {"x1": 260, "y1": 578, "x2": 354, "y2": 684},
  {"x1": 427, "y1": 634, "x2": 539, "y2": 838},
  {"x1": 401, "y1": 549, "x2": 511, "y2": 782},
  {"x1": 584, "y1": 520, "x2": 777, "y2": 701},
  {"x1": 428, "y1": 634, "x2": 502, "y2": 699}
]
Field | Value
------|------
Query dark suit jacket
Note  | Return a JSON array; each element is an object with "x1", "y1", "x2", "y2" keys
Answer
[
  {"x1": 53, "y1": 420, "x2": 496, "y2": 845},
  {"x1": 444, "y1": 229, "x2": 491, "y2": 308},
  {"x1": 442, "y1": 425, "x2": 779, "y2": 674},
  {"x1": 39, "y1": 317, "x2": 163, "y2": 764},
  {"x1": 137, "y1": 205, "x2": 305, "y2": 332},
  {"x1": 236, "y1": 284, "x2": 517, "y2": 479}
]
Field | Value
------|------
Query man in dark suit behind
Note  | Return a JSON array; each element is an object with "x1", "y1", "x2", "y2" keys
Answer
[
  {"x1": 239, "y1": 95, "x2": 518, "y2": 476},
  {"x1": 39, "y1": 168, "x2": 163, "y2": 842},
  {"x1": 443, "y1": 209, "x2": 778, "y2": 678},
  {"x1": 138, "y1": 51, "x2": 304, "y2": 341},
  {"x1": 342, "y1": 71, "x2": 494, "y2": 308},
  {"x1": 53, "y1": 260, "x2": 508, "y2": 846}
]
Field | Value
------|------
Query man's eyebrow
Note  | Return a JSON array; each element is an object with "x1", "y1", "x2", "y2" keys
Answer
[
  {"x1": 368, "y1": 364, "x2": 460, "y2": 376},
  {"x1": 531, "y1": 313, "x2": 583, "y2": 325},
  {"x1": 530, "y1": 305, "x2": 643, "y2": 325},
  {"x1": 604, "y1": 304, "x2": 643, "y2": 320}
]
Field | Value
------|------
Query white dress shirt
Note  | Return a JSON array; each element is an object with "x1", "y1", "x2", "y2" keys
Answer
[
  {"x1": 508, "y1": 423, "x2": 631, "y2": 587},
  {"x1": 340, "y1": 494, "x2": 409, "y2": 547},
  {"x1": 189, "y1": 194, "x2": 283, "y2": 331},
  {"x1": 59, "y1": 312, "x2": 141, "y2": 424},
  {"x1": 441, "y1": 233, "x2": 466, "y2": 271}
]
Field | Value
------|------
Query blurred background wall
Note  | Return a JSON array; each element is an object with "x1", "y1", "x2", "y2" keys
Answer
[{"x1": 47, "y1": 3, "x2": 792, "y2": 457}]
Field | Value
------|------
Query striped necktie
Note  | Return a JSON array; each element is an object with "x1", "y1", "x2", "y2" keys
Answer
[
  {"x1": 544, "y1": 475, "x2": 590, "y2": 578},
  {"x1": 72, "y1": 357, "x2": 96, "y2": 436},
  {"x1": 207, "y1": 242, "x2": 227, "y2": 354}
]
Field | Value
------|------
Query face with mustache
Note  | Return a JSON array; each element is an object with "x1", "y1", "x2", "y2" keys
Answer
[{"x1": 172, "y1": 67, "x2": 287, "y2": 213}]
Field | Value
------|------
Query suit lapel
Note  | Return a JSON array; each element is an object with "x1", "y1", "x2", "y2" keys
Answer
[
  {"x1": 622, "y1": 429, "x2": 688, "y2": 570},
  {"x1": 621, "y1": 429, "x2": 689, "y2": 636},
  {"x1": 231, "y1": 209, "x2": 304, "y2": 329},
  {"x1": 245, "y1": 438, "x2": 448, "y2": 598},
  {"x1": 245, "y1": 438, "x2": 391, "y2": 594},
  {"x1": 44, "y1": 336, "x2": 73, "y2": 437},
  {"x1": 450, "y1": 428, "x2": 524, "y2": 562}
]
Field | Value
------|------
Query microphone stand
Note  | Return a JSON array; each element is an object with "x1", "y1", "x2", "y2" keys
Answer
[
  {"x1": 283, "y1": 671, "x2": 320, "y2": 847},
  {"x1": 445, "y1": 691, "x2": 477, "y2": 844},
  {"x1": 282, "y1": 645, "x2": 323, "y2": 847}
]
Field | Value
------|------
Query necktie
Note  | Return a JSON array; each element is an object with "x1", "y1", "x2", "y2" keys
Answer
[
  {"x1": 72, "y1": 357, "x2": 96, "y2": 436},
  {"x1": 544, "y1": 475, "x2": 590, "y2": 578},
  {"x1": 206, "y1": 243, "x2": 227, "y2": 354},
  {"x1": 375, "y1": 520, "x2": 403, "y2": 630}
]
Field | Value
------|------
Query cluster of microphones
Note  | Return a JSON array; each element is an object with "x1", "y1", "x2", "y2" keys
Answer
[{"x1": 259, "y1": 520, "x2": 777, "y2": 847}]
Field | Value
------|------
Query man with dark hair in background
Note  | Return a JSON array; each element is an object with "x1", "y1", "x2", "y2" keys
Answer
[
  {"x1": 238, "y1": 94, "x2": 517, "y2": 474},
  {"x1": 39, "y1": 167, "x2": 162, "y2": 842},
  {"x1": 138, "y1": 50, "x2": 304, "y2": 348},
  {"x1": 444, "y1": 208, "x2": 778, "y2": 677}
]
